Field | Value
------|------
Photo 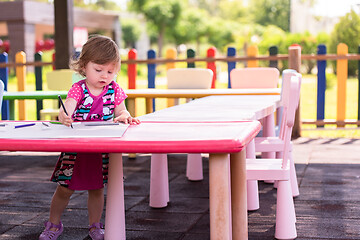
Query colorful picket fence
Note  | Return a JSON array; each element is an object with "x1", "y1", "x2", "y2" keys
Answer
[{"x1": 1, "y1": 43, "x2": 360, "y2": 132}]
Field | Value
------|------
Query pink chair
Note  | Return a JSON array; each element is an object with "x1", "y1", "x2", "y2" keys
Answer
[
  {"x1": 246, "y1": 73, "x2": 301, "y2": 239},
  {"x1": 184, "y1": 67, "x2": 281, "y2": 210},
  {"x1": 230, "y1": 67, "x2": 280, "y2": 210},
  {"x1": 255, "y1": 69, "x2": 301, "y2": 197},
  {"x1": 230, "y1": 67, "x2": 279, "y2": 89}
]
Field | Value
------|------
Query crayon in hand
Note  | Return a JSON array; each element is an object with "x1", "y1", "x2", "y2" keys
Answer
[{"x1": 58, "y1": 95, "x2": 73, "y2": 129}]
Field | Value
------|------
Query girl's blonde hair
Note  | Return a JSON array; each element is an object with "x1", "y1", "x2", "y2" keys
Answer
[{"x1": 70, "y1": 35, "x2": 121, "y2": 76}]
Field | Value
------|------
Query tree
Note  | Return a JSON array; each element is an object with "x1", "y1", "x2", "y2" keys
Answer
[
  {"x1": 249, "y1": 0, "x2": 290, "y2": 32},
  {"x1": 130, "y1": 0, "x2": 182, "y2": 57},
  {"x1": 169, "y1": 8, "x2": 209, "y2": 52},
  {"x1": 218, "y1": 0, "x2": 247, "y2": 22},
  {"x1": 329, "y1": 10, "x2": 360, "y2": 76},
  {"x1": 122, "y1": 19, "x2": 142, "y2": 48},
  {"x1": 205, "y1": 17, "x2": 235, "y2": 51}
]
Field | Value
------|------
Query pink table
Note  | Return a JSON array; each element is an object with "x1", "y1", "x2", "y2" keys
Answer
[
  {"x1": 140, "y1": 95, "x2": 281, "y2": 211},
  {"x1": 0, "y1": 120, "x2": 260, "y2": 240}
]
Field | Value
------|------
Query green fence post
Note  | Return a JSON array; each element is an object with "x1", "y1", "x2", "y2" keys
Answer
[{"x1": 35, "y1": 52, "x2": 43, "y2": 120}]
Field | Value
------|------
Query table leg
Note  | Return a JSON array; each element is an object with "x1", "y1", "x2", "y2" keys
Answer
[
  {"x1": 105, "y1": 153, "x2": 126, "y2": 240},
  {"x1": 209, "y1": 153, "x2": 231, "y2": 240},
  {"x1": 149, "y1": 153, "x2": 169, "y2": 208},
  {"x1": 127, "y1": 98, "x2": 136, "y2": 117},
  {"x1": 262, "y1": 114, "x2": 276, "y2": 184},
  {"x1": 230, "y1": 150, "x2": 248, "y2": 240},
  {"x1": 246, "y1": 140, "x2": 259, "y2": 211},
  {"x1": 262, "y1": 114, "x2": 276, "y2": 158},
  {"x1": 186, "y1": 153, "x2": 203, "y2": 181},
  {"x1": 145, "y1": 98, "x2": 153, "y2": 114}
]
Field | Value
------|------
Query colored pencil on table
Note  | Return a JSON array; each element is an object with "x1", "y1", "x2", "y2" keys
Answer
[
  {"x1": 14, "y1": 123, "x2": 36, "y2": 129},
  {"x1": 50, "y1": 121, "x2": 63, "y2": 125}
]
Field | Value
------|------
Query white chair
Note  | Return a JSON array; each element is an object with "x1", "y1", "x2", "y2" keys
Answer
[
  {"x1": 167, "y1": 68, "x2": 213, "y2": 105},
  {"x1": 167, "y1": 68, "x2": 213, "y2": 181},
  {"x1": 40, "y1": 69, "x2": 84, "y2": 120},
  {"x1": 0, "y1": 79, "x2": 4, "y2": 111},
  {"x1": 246, "y1": 73, "x2": 301, "y2": 239},
  {"x1": 149, "y1": 68, "x2": 213, "y2": 208}
]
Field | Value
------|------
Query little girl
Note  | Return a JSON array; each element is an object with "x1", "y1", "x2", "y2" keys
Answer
[{"x1": 39, "y1": 35, "x2": 140, "y2": 240}]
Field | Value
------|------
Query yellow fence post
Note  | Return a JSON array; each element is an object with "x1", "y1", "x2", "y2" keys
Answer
[
  {"x1": 247, "y1": 45, "x2": 258, "y2": 68},
  {"x1": 16, "y1": 51, "x2": 26, "y2": 120},
  {"x1": 336, "y1": 43, "x2": 348, "y2": 127},
  {"x1": 166, "y1": 48, "x2": 177, "y2": 107}
]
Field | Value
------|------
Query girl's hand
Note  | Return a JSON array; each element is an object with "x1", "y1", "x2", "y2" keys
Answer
[
  {"x1": 58, "y1": 109, "x2": 73, "y2": 127},
  {"x1": 114, "y1": 111, "x2": 141, "y2": 125},
  {"x1": 58, "y1": 98, "x2": 76, "y2": 127}
]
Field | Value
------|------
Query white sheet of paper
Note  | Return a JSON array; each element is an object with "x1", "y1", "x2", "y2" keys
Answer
[{"x1": 0, "y1": 122, "x2": 129, "y2": 139}]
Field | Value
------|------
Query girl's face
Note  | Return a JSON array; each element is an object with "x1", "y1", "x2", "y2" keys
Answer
[{"x1": 84, "y1": 61, "x2": 118, "y2": 91}]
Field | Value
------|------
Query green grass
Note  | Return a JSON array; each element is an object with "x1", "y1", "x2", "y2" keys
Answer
[
  {"x1": 300, "y1": 74, "x2": 360, "y2": 138},
  {"x1": 4, "y1": 66, "x2": 360, "y2": 138}
]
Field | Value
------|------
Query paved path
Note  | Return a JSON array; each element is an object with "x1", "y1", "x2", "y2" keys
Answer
[{"x1": 0, "y1": 137, "x2": 360, "y2": 239}]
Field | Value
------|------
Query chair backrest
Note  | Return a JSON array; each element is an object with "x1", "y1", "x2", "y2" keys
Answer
[
  {"x1": 167, "y1": 68, "x2": 213, "y2": 89},
  {"x1": 279, "y1": 73, "x2": 301, "y2": 168},
  {"x1": 0, "y1": 79, "x2": 4, "y2": 111},
  {"x1": 279, "y1": 69, "x2": 298, "y2": 105},
  {"x1": 230, "y1": 67, "x2": 280, "y2": 89},
  {"x1": 46, "y1": 69, "x2": 84, "y2": 91}
]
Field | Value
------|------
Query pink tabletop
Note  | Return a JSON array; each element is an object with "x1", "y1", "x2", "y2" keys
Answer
[
  {"x1": 140, "y1": 95, "x2": 280, "y2": 121},
  {"x1": 0, "y1": 120, "x2": 261, "y2": 240},
  {"x1": 0, "y1": 121, "x2": 261, "y2": 153}
]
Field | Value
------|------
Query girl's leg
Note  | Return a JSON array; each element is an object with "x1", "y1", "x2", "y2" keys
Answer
[
  {"x1": 88, "y1": 188, "x2": 104, "y2": 225},
  {"x1": 49, "y1": 185, "x2": 74, "y2": 228}
]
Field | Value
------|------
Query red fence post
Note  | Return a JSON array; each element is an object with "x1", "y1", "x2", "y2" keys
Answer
[
  {"x1": 207, "y1": 47, "x2": 217, "y2": 88},
  {"x1": 52, "y1": 52, "x2": 56, "y2": 70},
  {"x1": 128, "y1": 49, "x2": 137, "y2": 89}
]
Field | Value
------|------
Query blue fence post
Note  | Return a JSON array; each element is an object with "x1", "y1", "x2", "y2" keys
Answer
[
  {"x1": 0, "y1": 52, "x2": 9, "y2": 120},
  {"x1": 317, "y1": 44, "x2": 327, "y2": 127},
  {"x1": 269, "y1": 46, "x2": 278, "y2": 68},
  {"x1": 147, "y1": 49, "x2": 156, "y2": 111},
  {"x1": 227, "y1": 47, "x2": 236, "y2": 88},
  {"x1": 35, "y1": 52, "x2": 43, "y2": 120}
]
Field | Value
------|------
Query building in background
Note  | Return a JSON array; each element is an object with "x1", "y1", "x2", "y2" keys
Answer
[
  {"x1": 0, "y1": 0, "x2": 120, "y2": 63},
  {"x1": 290, "y1": 0, "x2": 360, "y2": 34}
]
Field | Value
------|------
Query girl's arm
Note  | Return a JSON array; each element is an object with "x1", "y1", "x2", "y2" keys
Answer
[
  {"x1": 58, "y1": 98, "x2": 77, "y2": 127},
  {"x1": 113, "y1": 102, "x2": 140, "y2": 125}
]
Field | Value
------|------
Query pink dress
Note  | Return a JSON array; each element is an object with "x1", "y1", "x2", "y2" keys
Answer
[{"x1": 50, "y1": 80, "x2": 127, "y2": 190}]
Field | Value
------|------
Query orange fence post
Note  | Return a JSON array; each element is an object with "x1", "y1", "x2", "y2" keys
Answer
[
  {"x1": 15, "y1": 51, "x2": 26, "y2": 120},
  {"x1": 206, "y1": 47, "x2": 217, "y2": 88},
  {"x1": 166, "y1": 48, "x2": 177, "y2": 70},
  {"x1": 166, "y1": 48, "x2": 177, "y2": 107},
  {"x1": 247, "y1": 45, "x2": 258, "y2": 68},
  {"x1": 336, "y1": 43, "x2": 348, "y2": 127}
]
